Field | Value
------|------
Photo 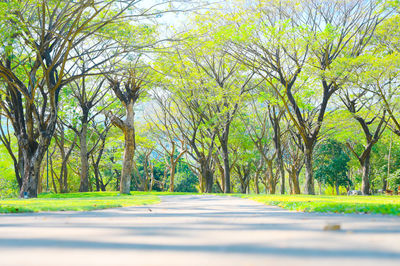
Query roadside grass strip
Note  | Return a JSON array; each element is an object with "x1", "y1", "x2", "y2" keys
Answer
[
  {"x1": 240, "y1": 194, "x2": 400, "y2": 216},
  {"x1": 0, "y1": 191, "x2": 160, "y2": 213}
]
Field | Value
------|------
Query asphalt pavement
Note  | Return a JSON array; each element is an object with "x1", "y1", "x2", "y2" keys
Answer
[{"x1": 1, "y1": 195, "x2": 400, "y2": 266}]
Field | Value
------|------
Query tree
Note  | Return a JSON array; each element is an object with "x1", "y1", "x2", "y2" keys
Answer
[
  {"x1": 240, "y1": 98, "x2": 278, "y2": 194},
  {"x1": 147, "y1": 110, "x2": 187, "y2": 192},
  {"x1": 369, "y1": 14, "x2": 400, "y2": 137},
  {"x1": 229, "y1": 120, "x2": 257, "y2": 194},
  {"x1": 0, "y1": 0, "x2": 136, "y2": 198},
  {"x1": 229, "y1": 0, "x2": 387, "y2": 194},
  {"x1": 154, "y1": 91, "x2": 217, "y2": 193},
  {"x1": 314, "y1": 139, "x2": 351, "y2": 195},
  {"x1": 283, "y1": 124, "x2": 304, "y2": 194},
  {"x1": 89, "y1": 119, "x2": 112, "y2": 192},
  {"x1": 132, "y1": 140, "x2": 155, "y2": 192},
  {"x1": 61, "y1": 73, "x2": 112, "y2": 192},
  {"x1": 340, "y1": 91, "x2": 387, "y2": 195},
  {"x1": 108, "y1": 68, "x2": 147, "y2": 194},
  {"x1": 53, "y1": 123, "x2": 77, "y2": 193}
]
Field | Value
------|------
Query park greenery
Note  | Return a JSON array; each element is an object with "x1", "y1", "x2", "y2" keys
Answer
[
  {"x1": 0, "y1": 191, "x2": 160, "y2": 213},
  {"x1": 2, "y1": 191, "x2": 400, "y2": 215},
  {"x1": 1, "y1": 0, "x2": 400, "y2": 202},
  {"x1": 241, "y1": 194, "x2": 400, "y2": 215}
]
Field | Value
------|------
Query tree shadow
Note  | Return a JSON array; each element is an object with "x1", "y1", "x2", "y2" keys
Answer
[{"x1": 1, "y1": 195, "x2": 400, "y2": 261}]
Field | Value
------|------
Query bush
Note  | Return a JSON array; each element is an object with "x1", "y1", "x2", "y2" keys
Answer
[
  {"x1": 0, "y1": 154, "x2": 18, "y2": 198},
  {"x1": 388, "y1": 169, "x2": 400, "y2": 192},
  {"x1": 174, "y1": 172, "x2": 198, "y2": 193}
]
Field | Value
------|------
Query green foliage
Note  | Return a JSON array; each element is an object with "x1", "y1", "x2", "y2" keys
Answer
[
  {"x1": 1, "y1": 0, "x2": 400, "y2": 199},
  {"x1": 0, "y1": 144, "x2": 18, "y2": 199},
  {"x1": 388, "y1": 169, "x2": 400, "y2": 192},
  {"x1": 174, "y1": 172, "x2": 198, "y2": 193},
  {"x1": 314, "y1": 139, "x2": 351, "y2": 192}
]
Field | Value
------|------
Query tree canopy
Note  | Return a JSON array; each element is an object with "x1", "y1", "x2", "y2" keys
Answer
[{"x1": 0, "y1": 0, "x2": 399, "y2": 198}]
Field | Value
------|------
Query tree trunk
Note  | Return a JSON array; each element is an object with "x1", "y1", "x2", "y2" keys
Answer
[
  {"x1": 335, "y1": 182, "x2": 339, "y2": 195},
  {"x1": 289, "y1": 168, "x2": 301, "y2": 194},
  {"x1": 254, "y1": 158, "x2": 263, "y2": 194},
  {"x1": 263, "y1": 180, "x2": 268, "y2": 193},
  {"x1": 294, "y1": 171, "x2": 301, "y2": 194},
  {"x1": 383, "y1": 178, "x2": 387, "y2": 192},
  {"x1": 204, "y1": 169, "x2": 214, "y2": 193},
  {"x1": 272, "y1": 117, "x2": 285, "y2": 194},
  {"x1": 56, "y1": 126, "x2": 73, "y2": 193},
  {"x1": 266, "y1": 160, "x2": 276, "y2": 194},
  {"x1": 18, "y1": 104, "x2": 54, "y2": 198},
  {"x1": 277, "y1": 149, "x2": 285, "y2": 194},
  {"x1": 19, "y1": 150, "x2": 45, "y2": 198},
  {"x1": 361, "y1": 153, "x2": 371, "y2": 195},
  {"x1": 240, "y1": 183, "x2": 247, "y2": 194},
  {"x1": 304, "y1": 147, "x2": 315, "y2": 195},
  {"x1": 255, "y1": 173, "x2": 260, "y2": 194},
  {"x1": 38, "y1": 161, "x2": 44, "y2": 194},
  {"x1": 142, "y1": 158, "x2": 149, "y2": 191},
  {"x1": 149, "y1": 164, "x2": 155, "y2": 192},
  {"x1": 94, "y1": 166, "x2": 101, "y2": 192},
  {"x1": 59, "y1": 143, "x2": 67, "y2": 193},
  {"x1": 79, "y1": 122, "x2": 89, "y2": 192},
  {"x1": 215, "y1": 157, "x2": 225, "y2": 193},
  {"x1": 17, "y1": 149, "x2": 24, "y2": 189},
  {"x1": 59, "y1": 168, "x2": 63, "y2": 194},
  {"x1": 384, "y1": 131, "x2": 393, "y2": 191},
  {"x1": 50, "y1": 157, "x2": 58, "y2": 194},
  {"x1": 221, "y1": 140, "x2": 231, "y2": 193},
  {"x1": 169, "y1": 161, "x2": 176, "y2": 192},
  {"x1": 269, "y1": 182, "x2": 276, "y2": 194},
  {"x1": 62, "y1": 162, "x2": 68, "y2": 193},
  {"x1": 201, "y1": 160, "x2": 214, "y2": 193},
  {"x1": 239, "y1": 169, "x2": 247, "y2": 194},
  {"x1": 120, "y1": 101, "x2": 135, "y2": 194},
  {"x1": 198, "y1": 174, "x2": 204, "y2": 193},
  {"x1": 243, "y1": 170, "x2": 250, "y2": 194}
]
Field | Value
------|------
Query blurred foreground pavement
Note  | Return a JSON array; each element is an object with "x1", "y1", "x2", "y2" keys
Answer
[{"x1": 0, "y1": 195, "x2": 400, "y2": 266}]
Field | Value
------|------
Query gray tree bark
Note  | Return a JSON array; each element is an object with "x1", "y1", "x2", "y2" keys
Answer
[
  {"x1": 304, "y1": 147, "x2": 315, "y2": 195},
  {"x1": 120, "y1": 101, "x2": 136, "y2": 194},
  {"x1": 79, "y1": 122, "x2": 89, "y2": 192}
]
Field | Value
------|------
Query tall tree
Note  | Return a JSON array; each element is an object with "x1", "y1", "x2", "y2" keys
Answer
[
  {"x1": 0, "y1": 0, "x2": 135, "y2": 198},
  {"x1": 108, "y1": 68, "x2": 147, "y2": 194},
  {"x1": 283, "y1": 124, "x2": 304, "y2": 194},
  {"x1": 148, "y1": 110, "x2": 187, "y2": 192},
  {"x1": 154, "y1": 92, "x2": 217, "y2": 193},
  {"x1": 340, "y1": 91, "x2": 387, "y2": 195},
  {"x1": 229, "y1": 0, "x2": 387, "y2": 194},
  {"x1": 61, "y1": 72, "x2": 111, "y2": 192},
  {"x1": 53, "y1": 123, "x2": 76, "y2": 193},
  {"x1": 241, "y1": 98, "x2": 278, "y2": 194}
]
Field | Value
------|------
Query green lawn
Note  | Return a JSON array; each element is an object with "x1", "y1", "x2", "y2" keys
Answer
[
  {"x1": 239, "y1": 194, "x2": 400, "y2": 216},
  {"x1": 3, "y1": 191, "x2": 400, "y2": 216},
  {"x1": 0, "y1": 191, "x2": 160, "y2": 213}
]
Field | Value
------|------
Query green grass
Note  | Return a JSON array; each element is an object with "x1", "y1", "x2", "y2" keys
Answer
[
  {"x1": 239, "y1": 194, "x2": 400, "y2": 216},
  {"x1": 0, "y1": 191, "x2": 160, "y2": 213},
  {"x1": 38, "y1": 191, "x2": 196, "y2": 198},
  {"x1": 5, "y1": 191, "x2": 398, "y2": 216}
]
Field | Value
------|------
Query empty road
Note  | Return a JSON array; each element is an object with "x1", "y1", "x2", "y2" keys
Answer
[{"x1": 1, "y1": 195, "x2": 400, "y2": 266}]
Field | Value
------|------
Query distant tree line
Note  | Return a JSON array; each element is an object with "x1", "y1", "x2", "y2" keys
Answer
[{"x1": 0, "y1": 0, "x2": 400, "y2": 198}]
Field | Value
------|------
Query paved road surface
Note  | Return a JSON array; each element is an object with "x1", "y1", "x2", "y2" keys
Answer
[{"x1": 1, "y1": 195, "x2": 400, "y2": 266}]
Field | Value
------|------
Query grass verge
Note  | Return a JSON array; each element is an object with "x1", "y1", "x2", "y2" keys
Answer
[
  {"x1": 0, "y1": 191, "x2": 160, "y2": 213},
  {"x1": 239, "y1": 194, "x2": 400, "y2": 216}
]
